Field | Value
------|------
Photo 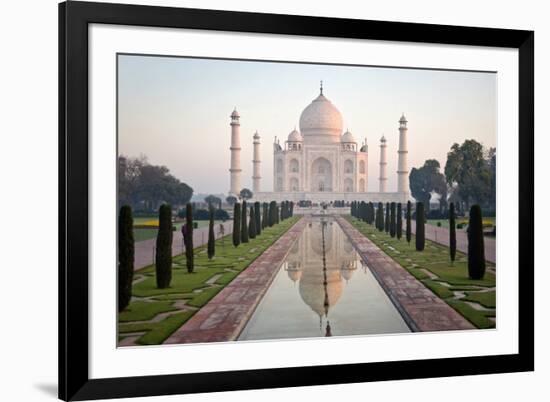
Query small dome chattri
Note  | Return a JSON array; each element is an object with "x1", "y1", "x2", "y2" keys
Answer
[
  {"x1": 230, "y1": 108, "x2": 240, "y2": 118},
  {"x1": 341, "y1": 130, "x2": 356, "y2": 143},
  {"x1": 288, "y1": 128, "x2": 303, "y2": 142}
]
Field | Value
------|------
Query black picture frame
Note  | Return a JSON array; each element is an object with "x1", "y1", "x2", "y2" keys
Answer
[{"x1": 59, "y1": 1, "x2": 534, "y2": 400}]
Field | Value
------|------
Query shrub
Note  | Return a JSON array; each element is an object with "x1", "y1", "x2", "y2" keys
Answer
[
  {"x1": 468, "y1": 204, "x2": 486, "y2": 279},
  {"x1": 406, "y1": 201, "x2": 412, "y2": 244},
  {"x1": 415, "y1": 202, "x2": 425, "y2": 251},
  {"x1": 184, "y1": 203, "x2": 194, "y2": 273},
  {"x1": 241, "y1": 200, "x2": 249, "y2": 243},
  {"x1": 390, "y1": 202, "x2": 396, "y2": 238},
  {"x1": 118, "y1": 205, "x2": 134, "y2": 312},
  {"x1": 396, "y1": 203, "x2": 402, "y2": 240},
  {"x1": 232, "y1": 203, "x2": 241, "y2": 247},
  {"x1": 207, "y1": 208, "x2": 215, "y2": 260},
  {"x1": 449, "y1": 202, "x2": 456, "y2": 264},
  {"x1": 155, "y1": 204, "x2": 173, "y2": 288}
]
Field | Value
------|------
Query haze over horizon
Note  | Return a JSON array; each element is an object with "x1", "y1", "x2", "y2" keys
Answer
[{"x1": 118, "y1": 54, "x2": 496, "y2": 195}]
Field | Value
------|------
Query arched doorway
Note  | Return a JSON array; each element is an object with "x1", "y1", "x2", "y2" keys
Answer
[{"x1": 311, "y1": 157, "x2": 332, "y2": 192}]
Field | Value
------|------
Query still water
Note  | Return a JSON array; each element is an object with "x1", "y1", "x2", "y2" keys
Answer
[{"x1": 238, "y1": 216, "x2": 411, "y2": 341}]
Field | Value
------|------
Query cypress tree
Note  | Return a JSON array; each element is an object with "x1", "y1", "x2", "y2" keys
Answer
[
  {"x1": 377, "y1": 202, "x2": 384, "y2": 231},
  {"x1": 232, "y1": 203, "x2": 241, "y2": 247},
  {"x1": 156, "y1": 204, "x2": 173, "y2": 288},
  {"x1": 185, "y1": 203, "x2": 194, "y2": 273},
  {"x1": 118, "y1": 205, "x2": 134, "y2": 312},
  {"x1": 351, "y1": 201, "x2": 356, "y2": 217},
  {"x1": 254, "y1": 201, "x2": 261, "y2": 236},
  {"x1": 467, "y1": 204, "x2": 486, "y2": 279},
  {"x1": 280, "y1": 201, "x2": 285, "y2": 221},
  {"x1": 268, "y1": 201, "x2": 275, "y2": 227},
  {"x1": 385, "y1": 202, "x2": 390, "y2": 233},
  {"x1": 262, "y1": 202, "x2": 268, "y2": 229},
  {"x1": 207, "y1": 207, "x2": 215, "y2": 259},
  {"x1": 369, "y1": 202, "x2": 374, "y2": 224},
  {"x1": 390, "y1": 202, "x2": 396, "y2": 237},
  {"x1": 396, "y1": 203, "x2": 403, "y2": 240},
  {"x1": 290, "y1": 201, "x2": 294, "y2": 217},
  {"x1": 275, "y1": 204, "x2": 280, "y2": 224},
  {"x1": 415, "y1": 202, "x2": 425, "y2": 251},
  {"x1": 406, "y1": 200, "x2": 412, "y2": 244},
  {"x1": 241, "y1": 200, "x2": 249, "y2": 243},
  {"x1": 248, "y1": 205, "x2": 256, "y2": 239},
  {"x1": 449, "y1": 202, "x2": 457, "y2": 265}
]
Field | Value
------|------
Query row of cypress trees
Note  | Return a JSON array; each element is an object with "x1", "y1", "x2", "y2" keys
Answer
[
  {"x1": 231, "y1": 200, "x2": 294, "y2": 248},
  {"x1": 350, "y1": 199, "x2": 486, "y2": 279}
]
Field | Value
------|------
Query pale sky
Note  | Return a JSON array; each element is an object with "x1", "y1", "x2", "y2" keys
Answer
[{"x1": 118, "y1": 54, "x2": 496, "y2": 195}]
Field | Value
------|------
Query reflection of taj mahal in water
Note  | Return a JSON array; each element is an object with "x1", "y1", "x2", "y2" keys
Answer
[
  {"x1": 228, "y1": 82, "x2": 411, "y2": 203},
  {"x1": 285, "y1": 218, "x2": 359, "y2": 322}
]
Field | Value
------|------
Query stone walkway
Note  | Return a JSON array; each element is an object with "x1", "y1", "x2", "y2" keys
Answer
[
  {"x1": 134, "y1": 221, "x2": 234, "y2": 271},
  {"x1": 336, "y1": 217, "x2": 474, "y2": 332},
  {"x1": 163, "y1": 217, "x2": 308, "y2": 344},
  {"x1": 410, "y1": 221, "x2": 495, "y2": 263}
]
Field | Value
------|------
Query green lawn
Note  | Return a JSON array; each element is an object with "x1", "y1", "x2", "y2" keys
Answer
[
  {"x1": 118, "y1": 216, "x2": 301, "y2": 345},
  {"x1": 346, "y1": 216, "x2": 496, "y2": 329},
  {"x1": 427, "y1": 217, "x2": 495, "y2": 230}
]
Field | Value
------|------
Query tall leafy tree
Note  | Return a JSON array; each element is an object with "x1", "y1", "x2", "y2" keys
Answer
[
  {"x1": 415, "y1": 202, "x2": 425, "y2": 251},
  {"x1": 449, "y1": 202, "x2": 457, "y2": 264},
  {"x1": 226, "y1": 195, "x2": 237, "y2": 206},
  {"x1": 232, "y1": 203, "x2": 241, "y2": 247},
  {"x1": 239, "y1": 188, "x2": 253, "y2": 201},
  {"x1": 155, "y1": 204, "x2": 173, "y2": 288},
  {"x1": 204, "y1": 195, "x2": 222, "y2": 210},
  {"x1": 467, "y1": 205, "x2": 486, "y2": 279},
  {"x1": 118, "y1": 205, "x2": 134, "y2": 312},
  {"x1": 207, "y1": 207, "x2": 215, "y2": 259},
  {"x1": 444, "y1": 140, "x2": 493, "y2": 210},
  {"x1": 406, "y1": 201, "x2": 412, "y2": 244},
  {"x1": 241, "y1": 200, "x2": 249, "y2": 243},
  {"x1": 409, "y1": 159, "x2": 447, "y2": 211},
  {"x1": 184, "y1": 203, "x2": 194, "y2": 273},
  {"x1": 396, "y1": 203, "x2": 402, "y2": 240}
]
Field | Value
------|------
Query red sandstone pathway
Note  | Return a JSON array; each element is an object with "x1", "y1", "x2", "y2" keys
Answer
[
  {"x1": 164, "y1": 217, "x2": 308, "y2": 344},
  {"x1": 336, "y1": 217, "x2": 474, "y2": 332},
  {"x1": 134, "y1": 222, "x2": 234, "y2": 271},
  {"x1": 410, "y1": 221, "x2": 495, "y2": 263}
]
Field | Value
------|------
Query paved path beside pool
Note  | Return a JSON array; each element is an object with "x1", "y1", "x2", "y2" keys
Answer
[
  {"x1": 163, "y1": 217, "x2": 308, "y2": 344},
  {"x1": 134, "y1": 221, "x2": 234, "y2": 271},
  {"x1": 410, "y1": 221, "x2": 495, "y2": 263},
  {"x1": 336, "y1": 217, "x2": 474, "y2": 332}
]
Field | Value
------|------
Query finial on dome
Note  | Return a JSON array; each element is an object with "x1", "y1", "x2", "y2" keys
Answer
[{"x1": 320, "y1": 80, "x2": 323, "y2": 95}]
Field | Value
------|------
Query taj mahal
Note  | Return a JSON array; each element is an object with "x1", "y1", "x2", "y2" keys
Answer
[{"x1": 229, "y1": 82, "x2": 410, "y2": 204}]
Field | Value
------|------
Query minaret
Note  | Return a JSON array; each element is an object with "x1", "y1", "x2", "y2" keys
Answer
[
  {"x1": 397, "y1": 113, "x2": 409, "y2": 196},
  {"x1": 379, "y1": 135, "x2": 387, "y2": 193},
  {"x1": 252, "y1": 130, "x2": 261, "y2": 193},
  {"x1": 229, "y1": 108, "x2": 241, "y2": 196}
]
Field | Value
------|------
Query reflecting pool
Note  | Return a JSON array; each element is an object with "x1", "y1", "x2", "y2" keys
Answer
[{"x1": 238, "y1": 217, "x2": 411, "y2": 341}]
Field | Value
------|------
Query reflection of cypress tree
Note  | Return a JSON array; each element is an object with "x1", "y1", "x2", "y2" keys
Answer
[
  {"x1": 241, "y1": 200, "x2": 248, "y2": 243},
  {"x1": 118, "y1": 205, "x2": 134, "y2": 312},
  {"x1": 248, "y1": 205, "x2": 256, "y2": 239},
  {"x1": 207, "y1": 207, "x2": 215, "y2": 259},
  {"x1": 156, "y1": 204, "x2": 173, "y2": 287},
  {"x1": 449, "y1": 202, "x2": 456, "y2": 264},
  {"x1": 254, "y1": 201, "x2": 261, "y2": 235},
  {"x1": 406, "y1": 201, "x2": 412, "y2": 244},
  {"x1": 232, "y1": 203, "x2": 241, "y2": 247},
  {"x1": 396, "y1": 203, "x2": 403, "y2": 240},
  {"x1": 468, "y1": 205, "x2": 486, "y2": 279},
  {"x1": 385, "y1": 202, "x2": 390, "y2": 233},
  {"x1": 185, "y1": 203, "x2": 194, "y2": 273},
  {"x1": 390, "y1": 202, "x2": 396, "y2": 237},
  {"x1": 415, "y1": 202, "x2": 425, "y2": 251}
]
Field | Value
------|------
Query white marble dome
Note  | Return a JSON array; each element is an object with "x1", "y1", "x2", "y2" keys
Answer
[
  {"x1": 287, "y1": 128, "x2": 303, "y2": 142},
  {"x1": 299, "y1": 93, "x2": 343, "y2": 144}
]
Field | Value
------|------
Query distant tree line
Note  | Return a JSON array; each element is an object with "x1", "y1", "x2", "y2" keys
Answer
[{"x1": 118, "y1": 155, "x2": 193, "y2": 212}]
